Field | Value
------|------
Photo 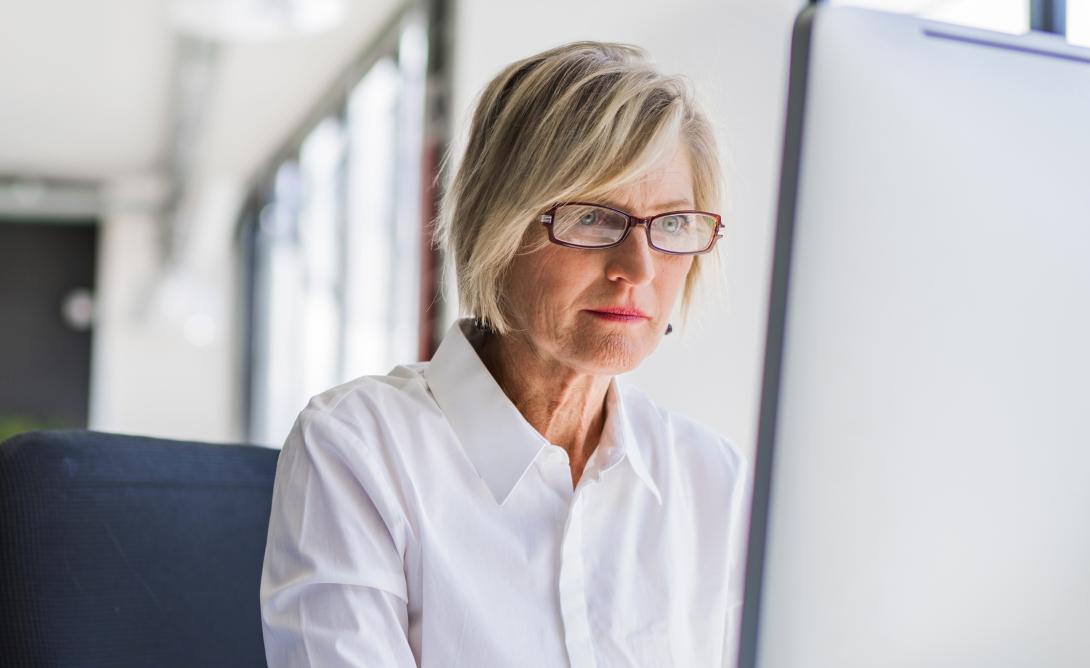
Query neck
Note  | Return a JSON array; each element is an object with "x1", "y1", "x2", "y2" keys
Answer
[{"x1": 476, "y1": 329, "x2": 611, "y2": 483}]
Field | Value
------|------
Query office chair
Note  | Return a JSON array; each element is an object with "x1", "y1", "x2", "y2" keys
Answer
[{"x1": 0, "y1": 430, "x2": 279, "y2": 667}]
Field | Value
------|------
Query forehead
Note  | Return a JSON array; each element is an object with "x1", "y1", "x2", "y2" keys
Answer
[{"x1": 600, "y1": 143, "x2": 695, "y2": 212}]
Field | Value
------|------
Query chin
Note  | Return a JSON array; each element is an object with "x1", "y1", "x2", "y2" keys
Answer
[{"x1": 574, "y1": 330, "x2": 653, "y2": 375}]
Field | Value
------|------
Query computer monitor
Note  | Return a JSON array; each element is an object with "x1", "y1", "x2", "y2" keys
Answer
[{"x1": 739, "y1": 6, "x2": 1090, "y2": 668}]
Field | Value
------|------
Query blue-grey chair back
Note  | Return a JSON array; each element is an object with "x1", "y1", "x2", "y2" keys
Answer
[{"x1": 0, "y1": 430, "x2": 279, "y2": 667}]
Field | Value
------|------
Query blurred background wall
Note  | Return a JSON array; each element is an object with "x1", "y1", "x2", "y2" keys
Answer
[{"x1": 1, "y1": 0, "x2": 1080, "y2": 453}]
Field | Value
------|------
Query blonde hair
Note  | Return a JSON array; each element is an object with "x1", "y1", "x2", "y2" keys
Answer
[{"x1": 435, "y1": 41, "x2": 724, "y2": 335}]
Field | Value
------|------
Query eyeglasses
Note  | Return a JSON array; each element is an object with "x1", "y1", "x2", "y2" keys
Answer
[{"x1": 539, "y1": 202, "x2": 723, "y2": 255}]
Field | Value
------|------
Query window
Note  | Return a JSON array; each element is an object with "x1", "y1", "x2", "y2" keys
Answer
[
  {"x1": 1069, "y1": 0, "x2": 1090, "y2": 45},
  {"x1": 244, "y1": 8, "x2": 437, "y2": 446},
  {"x1": 827, "y1": 0, "x2": 1031, "y2": 34}
]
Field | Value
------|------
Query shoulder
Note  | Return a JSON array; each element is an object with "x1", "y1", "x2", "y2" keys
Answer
[
  {"x1": 283, "y1": 363, "x2": 440, "y2": 477},
  {"x1": 270, "y1": 369, "x2": 425, "y2": 564},
  {"x1": 300, "y1": 362, "x2": 435, "y2": 436},
  {"x1": 278, "y1": 365, "x2": 436, "y2": 532},
  {"x1": 617, "y1": 380, "x2": 747, "y2": 492},
  {"x1": 306, "y1": 362, "x2": 429, "y2": 415}
]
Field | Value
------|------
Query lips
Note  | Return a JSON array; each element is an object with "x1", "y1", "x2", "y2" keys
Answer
[
  {"x1": 592, "y1": 307, "x2": 648, "y2": 318},
  {"x1": 586, "y1": 307, "x2": 650, "y2": 322}
]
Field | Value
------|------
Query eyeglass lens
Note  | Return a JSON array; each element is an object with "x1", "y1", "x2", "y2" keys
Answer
[{"x1": 551, "y1": 204, "x2": 717, "y2": 254}]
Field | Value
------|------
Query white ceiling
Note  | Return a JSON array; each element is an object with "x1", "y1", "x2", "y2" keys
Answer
[
  {"x1": 0, "y1": 1, "x2": 173, "y2": 179},
  {"x1": 0, "y1": 0, "x2": 403, "y2": 184}
]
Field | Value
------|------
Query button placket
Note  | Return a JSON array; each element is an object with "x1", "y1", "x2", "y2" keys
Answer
[{"x1": 557, "y1": 493, "x2": 597, "y2": 668}]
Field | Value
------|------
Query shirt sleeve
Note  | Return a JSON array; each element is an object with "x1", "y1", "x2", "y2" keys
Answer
[{"x1": 260, "y1": 406, "x2": 418, "y2": 667}]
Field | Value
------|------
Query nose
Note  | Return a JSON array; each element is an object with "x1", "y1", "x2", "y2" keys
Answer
[{"x1": 604, "y1": 222, "x2": 656, "y2": 286}]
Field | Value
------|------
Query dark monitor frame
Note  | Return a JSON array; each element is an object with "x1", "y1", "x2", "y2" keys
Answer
[{"x1": 736, "y1": 5, "x2": 818, "y2": 667}]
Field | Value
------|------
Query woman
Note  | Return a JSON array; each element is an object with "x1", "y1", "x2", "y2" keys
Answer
[{"x1": 261, "y1": 41, "x2": 749, "y2": 667}]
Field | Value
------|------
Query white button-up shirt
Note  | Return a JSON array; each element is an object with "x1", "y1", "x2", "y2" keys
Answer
[{"x1": 261, "y1": 318, "x2": 749, "y2": 667}]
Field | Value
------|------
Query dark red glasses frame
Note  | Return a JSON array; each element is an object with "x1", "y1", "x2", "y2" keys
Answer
[{"x1": 538, "y1": 201, "x2": 724, "y2": 255}]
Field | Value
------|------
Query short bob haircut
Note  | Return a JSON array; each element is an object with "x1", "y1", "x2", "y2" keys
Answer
[{"x1": 435, "y1": 41, "x2": 724, "y2": 336}]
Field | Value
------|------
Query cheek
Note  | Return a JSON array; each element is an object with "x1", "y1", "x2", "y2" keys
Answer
[
  {"x1": 510, "y1": 248, "x2": 595, "y2": 314},
  {"x1": 658, "y1": 257, "x2": 694, "y2": 302},
  {"x1": 534, "y1": 249, "x2": 600, "y2": 298}
]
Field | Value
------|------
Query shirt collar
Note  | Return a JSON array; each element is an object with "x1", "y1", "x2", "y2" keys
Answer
[
  {"x1": 601, "y1": 375, "x2": 663, "y2": 505},
  {"x1": 423, "y1": 317, "x2": 662, "y2": 506},
  {"x1": 423, "y1": 319, "x2": 548, "y2": 505}
]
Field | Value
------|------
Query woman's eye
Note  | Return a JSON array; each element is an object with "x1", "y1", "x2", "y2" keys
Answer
[
  {"x1": 578, "y1": 211, "x2": 600, "y2": 225},
  {"x1": 660, "y1": 216, "x2": 685, "y2": 233}
]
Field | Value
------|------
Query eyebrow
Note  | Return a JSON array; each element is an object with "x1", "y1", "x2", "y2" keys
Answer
[{"x1": 598, "y1": 198, "x2": 695, "y2": 213}]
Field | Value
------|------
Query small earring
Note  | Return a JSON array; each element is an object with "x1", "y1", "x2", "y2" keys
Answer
[{"x1": 665, "y1": 323, "x2": 673, "y2": 335}]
